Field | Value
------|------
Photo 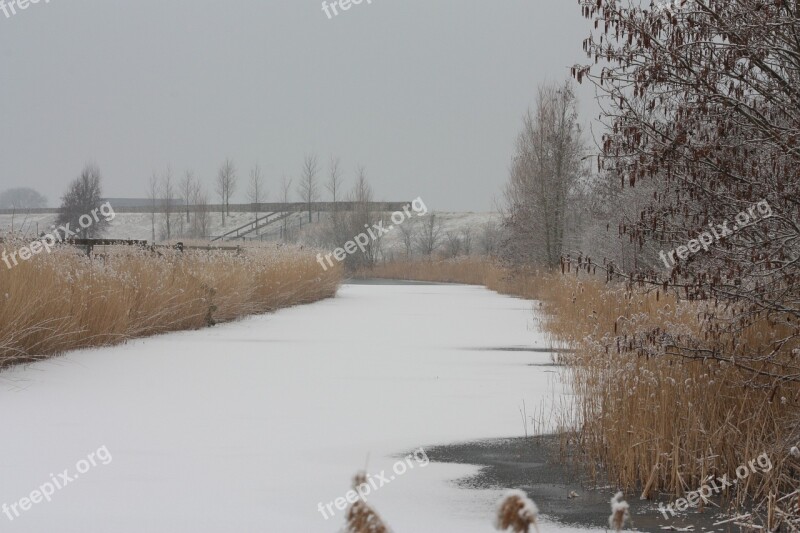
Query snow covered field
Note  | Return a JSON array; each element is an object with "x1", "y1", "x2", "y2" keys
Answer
[
  {"x1": 0, "y1": 282, "x2": 591, "y2": 532},
  {"x1": 0, "y1": 211, "x2": 500, "y2": 256}
]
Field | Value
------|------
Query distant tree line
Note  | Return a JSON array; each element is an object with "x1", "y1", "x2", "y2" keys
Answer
[{"x1": 0, "y1": 188, "x2": 47, "y2": 210}]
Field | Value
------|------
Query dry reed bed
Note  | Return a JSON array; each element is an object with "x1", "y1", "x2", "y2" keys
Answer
[
  {"x1": 362, "y1": 259, "x2": 800, "y2": 513},
  {"x1": 0, "y1": 239, "x2": 342, "y2": 367},
  {"x1": 535, "y1": 273, "x2": 800, "y2": 510}
]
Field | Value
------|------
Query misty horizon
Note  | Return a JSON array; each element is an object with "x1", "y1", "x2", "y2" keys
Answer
[{"x1": 0, "y1": 0, "x2": 596, "y2": 212}]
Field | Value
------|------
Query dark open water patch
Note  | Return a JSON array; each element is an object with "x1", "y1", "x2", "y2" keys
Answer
[
  {"x1": 462, "y1": 346, "x2": 576, "y2": 353},
  {"x1": 422, "y1": 436, "x2": 746, "y2": 533}
]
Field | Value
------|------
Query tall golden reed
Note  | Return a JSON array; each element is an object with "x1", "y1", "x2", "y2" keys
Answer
[{"x1": 0, "y1": 239, "x2": 341, "y2": 367}]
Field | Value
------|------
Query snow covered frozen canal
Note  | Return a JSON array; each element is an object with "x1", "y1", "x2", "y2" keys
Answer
[{"x1": 0, "y1": 281, "x2": 593, "y2": 532}]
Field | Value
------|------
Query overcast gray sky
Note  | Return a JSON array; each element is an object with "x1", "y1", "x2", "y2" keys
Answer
[{"x1": 0, "y1": 0, "x2": 598, "y2": 211}]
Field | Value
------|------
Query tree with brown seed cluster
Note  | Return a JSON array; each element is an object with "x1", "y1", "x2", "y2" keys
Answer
[{"x1": 571, "y1": 0, "x2": 800, "y2": 380}]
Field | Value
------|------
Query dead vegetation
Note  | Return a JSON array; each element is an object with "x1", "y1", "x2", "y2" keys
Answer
[
  {"x1": 494, "y1": 490, "x2": 540, "y2": 533},
  {"x1": 0, "y1": 239, "x2": 342, "y2": 367},
  {"x1": 339, "y1": 473, "x2": 542, "y2": 533},
  {"x1": 343, "y1": 471, "x2": 392, "y2": 533},
  {"x1": 608, "y1": 492, "x2": 629, "y2": 532}
]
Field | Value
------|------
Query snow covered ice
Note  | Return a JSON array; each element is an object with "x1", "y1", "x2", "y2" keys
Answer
[{"x1": 0, "y1": 282, "x2": 597, "y2": 532}]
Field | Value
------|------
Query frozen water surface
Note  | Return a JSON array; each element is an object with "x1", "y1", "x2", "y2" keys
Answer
[{"x1": 0, "y1": 281, "x2": 597, "y2": 532}]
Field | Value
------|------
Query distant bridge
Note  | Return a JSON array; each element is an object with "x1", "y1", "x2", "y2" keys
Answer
[
  {"x1": 0, "y1": 202, "x2": 411, "y2": 216},
  {"x1": 210, "y1": 212, "x2": 294, "y2": 242}
]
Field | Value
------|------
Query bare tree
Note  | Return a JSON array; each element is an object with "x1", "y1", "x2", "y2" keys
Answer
[
  {"x1": 297, "y1": 154, "x2": 319, "y2": 223},
  {"x1": 57, "y1": 164, "x2": 109, "y2": 238},
  {"x1": 343, "y1": 167, "x2": 381, "y2": 269},
  {"x1": 502, "y1": 81, "x2": 584, "y2": 267},
  {"x1": 248, "y1": 163, "x2": 265, "y2": 215},
  {"x1": 444, "y1": 230, "x2": 463, "y2": 258},
  {"x1": 216, "y1": 158, "x2": 237, "y2": 225},
  {"x1": 180, "y1": 170, "x2": 196, "y2": 225},
  {"x1": 461, "y1": 227, "x2": 473, "y2": 256},
  {"x1": 479, "y1": 220, "x2": 501, "y2": 256},
  {"x1": 416, "y1": 213, "x2": 443, "y2": 257},
  {"x1": 279, "y1": 175, "x2": 293, "y2": 241},
  {"x1": 226, "y1": 160, "x2": 238, "y2": 214},
  {"x1": 397, "y1": 217, "x2": 417, "y2": 258},
  {"x1": 326, "y1": 156, "x2": 343, "y2": 205},
  {"x1": 190, "y1": 183, "x2": 211, "y2": 239},
  {"x1": 574, "y1": 171, "x2": 660, "y2": 272},
  {"x1": 160, "y1": 165, "x2": 175, "y2": 240},
  {"x1": 147, "y1": 172, "x2": 158, "y2": 242},
  {"x1": 326, "y1": 156, "x2": 345, "y2": 247}
]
